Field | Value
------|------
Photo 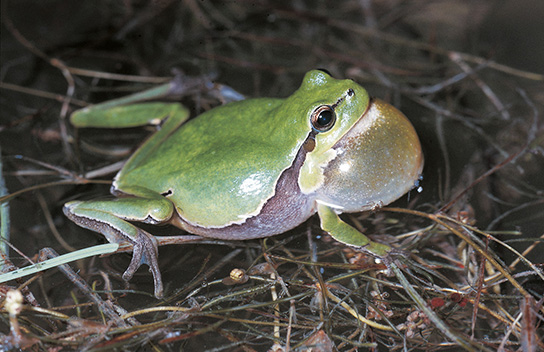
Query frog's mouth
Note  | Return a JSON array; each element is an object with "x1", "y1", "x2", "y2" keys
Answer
[{"x1": 316, "y1": 98, "x2": 424, "y2": 212}]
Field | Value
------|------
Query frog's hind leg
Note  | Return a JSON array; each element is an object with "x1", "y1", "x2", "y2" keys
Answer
[{"x1": 63, "y1": 195, "x2": 175, "y2": 298}]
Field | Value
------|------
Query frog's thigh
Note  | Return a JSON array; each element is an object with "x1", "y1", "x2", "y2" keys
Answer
[
  {"x1": 316, "y1": 202, "x2": 390, "y2": 257},
  {"x1": 71, "y1": 100, "x2": 190, "y2": 129},
  {"x1": 64, "y1": 196, "x2": 174, "y2": 243}
]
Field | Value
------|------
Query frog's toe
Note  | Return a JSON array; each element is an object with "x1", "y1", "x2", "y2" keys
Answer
[
  {"x1": 123, "y1": 230, "x2": 164, "y2": 298},
  {"x1": 377, "y1": 247, "x2": 410, "y2": 266}
]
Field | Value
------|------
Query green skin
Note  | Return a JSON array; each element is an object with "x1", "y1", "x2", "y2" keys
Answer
[{"x1": 65, "y1": 70, "x2": 424, "y2": 298}]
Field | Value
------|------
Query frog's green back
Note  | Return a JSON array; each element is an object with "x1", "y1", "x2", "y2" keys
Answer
[{"x1": 115, "y1": 96, "x2": 311, "y2": 227}]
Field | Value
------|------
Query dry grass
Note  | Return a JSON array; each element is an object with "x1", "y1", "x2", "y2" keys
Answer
[{"x1": 1, "y1": 1, "x2": 543, "y2": 351}]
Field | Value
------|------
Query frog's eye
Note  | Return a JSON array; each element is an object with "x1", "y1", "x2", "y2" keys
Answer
[{"x1": 311, "y1": 105, "x2": 336, "y2": 133}]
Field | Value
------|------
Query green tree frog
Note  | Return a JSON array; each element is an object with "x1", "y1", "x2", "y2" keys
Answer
[{"x1": 64, "y1": 70, "x2": 423, "y2": 298}]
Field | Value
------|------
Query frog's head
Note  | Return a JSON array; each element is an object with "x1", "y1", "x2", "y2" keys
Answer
[{"x1": 298, "y1": 70, "x2": 423, "y2": 212}]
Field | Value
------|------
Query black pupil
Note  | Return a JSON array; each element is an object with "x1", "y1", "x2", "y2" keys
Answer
[{"x1": 317, "y1": 110, "x2": 333, "y2": 126}]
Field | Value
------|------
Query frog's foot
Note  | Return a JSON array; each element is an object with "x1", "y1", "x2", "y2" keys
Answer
[
  {"x1": 383, "y1": 246, "x2": 407, "y2": 257},
  {"x1": 386, "y1": 247, "x2": 413, "y2": 263},
  {"x1": 360, "y1": 246, "x2": 410, "y2": 272},
  {"x1": 123, "y1": 230, "x2": 163, "y2": 299}
]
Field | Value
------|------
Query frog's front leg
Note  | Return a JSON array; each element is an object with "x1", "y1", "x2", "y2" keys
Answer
[
  {"x1": 316, "y1": 202, "x2": 391, "y2": 257},
  {"x1": 63, "y1": 189, "x2": 175, "y2": 298}
]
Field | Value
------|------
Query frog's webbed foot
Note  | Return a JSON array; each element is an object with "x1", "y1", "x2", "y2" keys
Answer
[
  {"x1": 384, "y1": 246, "x2": 408, "y2": 258},
  {"x1": 64, "y1": 201, "x2": 166, "y2": 299},
  {"x1": 123, "y1": 230, "x2": 163, "y2": 299}
]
